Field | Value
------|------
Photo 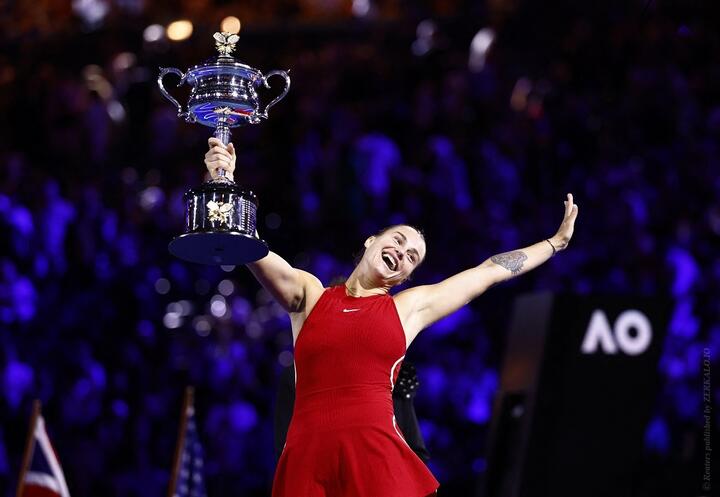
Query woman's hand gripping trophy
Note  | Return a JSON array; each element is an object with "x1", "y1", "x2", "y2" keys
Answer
[{"x1": 205, "y1": 137, "x2": 236, "y2": 182}]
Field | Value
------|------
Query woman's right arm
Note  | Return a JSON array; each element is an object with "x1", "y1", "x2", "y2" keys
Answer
[
  {"x1": 247, "y1": 253, "x2": 323, "y2": 313},
  {"x1": 205, "y1": 138, "x2": 323, "y2": 313}
]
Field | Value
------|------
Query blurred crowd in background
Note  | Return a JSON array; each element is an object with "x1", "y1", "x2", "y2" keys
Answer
[{"x1": 1, "y1": 0, "x2": 718, "y2": 496}]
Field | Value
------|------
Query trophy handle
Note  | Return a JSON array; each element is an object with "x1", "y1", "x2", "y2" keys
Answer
[
  {"x1": 257, "y1": 70, "x2": 291, "y2": 119},
  {"x1": 158, "y1": 67, "x2": 192, "y2": 121}
]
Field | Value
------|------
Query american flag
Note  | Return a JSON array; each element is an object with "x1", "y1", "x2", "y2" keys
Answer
[
  {"x1": 171, "y1": 396, "x2": 207, "y2": 497},
  {"x1": 19, "y1": 414, "x2": 71, "y2": 497}
]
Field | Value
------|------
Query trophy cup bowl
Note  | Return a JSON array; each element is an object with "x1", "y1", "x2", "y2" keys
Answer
[{"x1": 158, "y1": 32, "x2": 290, "y2": 265}]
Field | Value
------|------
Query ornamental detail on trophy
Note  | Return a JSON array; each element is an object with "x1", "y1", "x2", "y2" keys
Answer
[
  {"x1": 214, "y1": 32, "x2": 239, "y2": 56},
  {"x1": 207, "y1": 200, "x2": 234, "y2": 226},
  {"x1": 157, "y1": 32, "x2": 290, "y2": 265}
]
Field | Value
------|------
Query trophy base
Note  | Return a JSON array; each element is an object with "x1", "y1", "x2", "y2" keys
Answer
[{"x1": 168, "y1": 232, "x2": 269, "y2": 265}]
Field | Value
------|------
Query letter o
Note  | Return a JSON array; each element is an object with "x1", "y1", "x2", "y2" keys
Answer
[{"x1": 614, "y1": 310, "x2": 652, "y2": 355}]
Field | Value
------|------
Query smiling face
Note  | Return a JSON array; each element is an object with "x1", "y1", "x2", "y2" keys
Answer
[{"x1": 358, "y1": 225, "x2": 427, "y2": 287}]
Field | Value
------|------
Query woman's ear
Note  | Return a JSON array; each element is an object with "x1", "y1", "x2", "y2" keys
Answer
[{"x1": 364, "y1": 236, "x2": 375, "y2": 249}]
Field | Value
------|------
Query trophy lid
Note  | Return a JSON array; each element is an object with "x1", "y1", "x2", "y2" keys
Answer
[{"x1": 185, "y1": 32, "x2": 261, "y2": 82}]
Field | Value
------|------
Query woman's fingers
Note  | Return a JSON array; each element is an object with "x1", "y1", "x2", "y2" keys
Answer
[
  {"x1": 207, "y1": 146, "x2": 231, "y2": 157},
  {"x1": 205, "y1": 139, "x2": 236, "y2": 179},
  {"x1": 563, "y1": 193, "x2": 574, "y2": 218},
  {"x1": 207, "y1": 160, "x2": 235, "y2": 172},
  {"x1": 206, "y1": 152, "x2": 231, "y2": 161},
  {"x1": 208, "y1": 137, "x2": 224, "y2": 148},
  {"x1": 207, "y1": 137, "x2": 236, "y2": 152},
  {"x1": 205, "y1": 155, "x2": 233, "y2": 168}
]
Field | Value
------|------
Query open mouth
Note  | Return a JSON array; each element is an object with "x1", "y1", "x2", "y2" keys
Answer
[{"x1": 382, "y1": 252, "x2": 398, "y2": 271}]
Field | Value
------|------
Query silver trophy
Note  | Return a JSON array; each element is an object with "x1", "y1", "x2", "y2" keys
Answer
[{"x1": 158, "y1": 32, "x2": 290, "y2": 265}]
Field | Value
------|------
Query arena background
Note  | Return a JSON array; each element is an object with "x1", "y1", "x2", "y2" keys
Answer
[{"x1": 1, "y1": 1, "x2": 718, "y2": 496}]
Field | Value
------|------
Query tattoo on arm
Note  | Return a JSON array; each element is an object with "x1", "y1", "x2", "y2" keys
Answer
[{"x1": 490, "y1": 251, "x2": 528, "y2": 275}]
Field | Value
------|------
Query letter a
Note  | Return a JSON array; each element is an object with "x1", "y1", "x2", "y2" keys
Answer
[{"x1": 581, "y1": 309, "x2": 618, "y2": 354}]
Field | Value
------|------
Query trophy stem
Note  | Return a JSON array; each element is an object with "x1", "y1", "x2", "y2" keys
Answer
[{"x1": 214, "y1": 117, "x2": 232, "y2": 146}]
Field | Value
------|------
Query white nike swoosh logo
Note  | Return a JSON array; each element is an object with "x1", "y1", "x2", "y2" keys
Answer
[{"x1": 342, "y1": 308, "x2": 360, "y2": 313}]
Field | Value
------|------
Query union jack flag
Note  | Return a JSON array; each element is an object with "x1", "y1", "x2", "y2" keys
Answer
[{"x1": 19, "y1": 414, "x2": 71, "y2": 497}]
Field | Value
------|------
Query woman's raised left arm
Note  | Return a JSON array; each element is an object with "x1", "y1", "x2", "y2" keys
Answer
[{"x1": 396, "y1": 193, "x2": 579, "y2": 339}]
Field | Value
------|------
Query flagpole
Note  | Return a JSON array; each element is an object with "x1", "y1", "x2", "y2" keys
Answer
[
  {"x1": 15, "y1": 400, "x2": 41, "y2": 497},
  {"x1": 167, "y1": 386, "x2": 194, "y2": 497}
]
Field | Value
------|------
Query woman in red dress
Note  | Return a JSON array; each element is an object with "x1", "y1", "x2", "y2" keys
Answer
[{"x1": 206, "y1": 139, "x2": 579, "y2": 497}]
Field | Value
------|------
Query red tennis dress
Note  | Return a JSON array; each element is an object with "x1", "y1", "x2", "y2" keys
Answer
[{"x1": 272, "y1": 285, "x2": 440, "y2": 497}]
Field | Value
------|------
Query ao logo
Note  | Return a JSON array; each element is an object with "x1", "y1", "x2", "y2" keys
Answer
[{"x1": 580, "y1": 309, "x2": 652, "y2": 355}]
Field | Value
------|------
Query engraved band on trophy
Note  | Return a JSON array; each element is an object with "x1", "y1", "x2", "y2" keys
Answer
[{"x1": 158, "y1": 32, "x2": 290, "y2": 265}]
